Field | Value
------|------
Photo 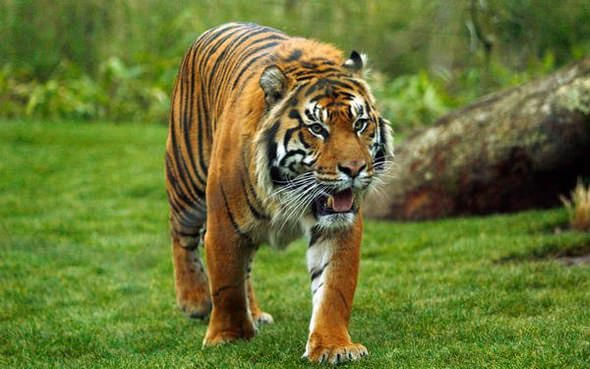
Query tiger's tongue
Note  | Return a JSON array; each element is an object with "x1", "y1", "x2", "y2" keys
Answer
[{"x1": 329, "y1": 188, "x2": 354, "y2": 212}]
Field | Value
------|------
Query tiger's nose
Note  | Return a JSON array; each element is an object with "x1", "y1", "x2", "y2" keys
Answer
[{"x1": 338, "y1": 160, "x2": 366, "y2": 178}]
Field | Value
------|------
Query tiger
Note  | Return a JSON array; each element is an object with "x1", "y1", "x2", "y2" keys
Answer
[{"x1": 165, "y1": 22, "x2": 394, "y2": 364}]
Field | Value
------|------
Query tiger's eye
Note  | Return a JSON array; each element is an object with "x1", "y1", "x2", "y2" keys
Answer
[
  {"x1": 309, "y1": 123, "x2": 324, "y2": 135},
  {"x1": 354, "y1": 118, "x2": 368, "y2": 132}
]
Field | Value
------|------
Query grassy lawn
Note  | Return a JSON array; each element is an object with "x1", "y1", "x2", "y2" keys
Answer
[{"x1": 1, "y1": 121, "x2": 589, "y2": 369}]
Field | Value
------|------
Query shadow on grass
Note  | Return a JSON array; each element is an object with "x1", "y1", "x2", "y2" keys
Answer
[
  {"x1": 496, "y1": 237, "x2": 590, "y2": 266},
  {"x1": 526, "y1": 221, "x2": 570, "y2": 235}
]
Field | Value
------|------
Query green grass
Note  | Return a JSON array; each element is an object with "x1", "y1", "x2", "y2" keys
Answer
[{"x1": 1, "y1": 121, "x2": 589, "y2": 369}]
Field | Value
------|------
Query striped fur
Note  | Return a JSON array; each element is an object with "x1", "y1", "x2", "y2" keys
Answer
[{"x1": 165, "y1": 23, "x2": 393, "y2": 364}]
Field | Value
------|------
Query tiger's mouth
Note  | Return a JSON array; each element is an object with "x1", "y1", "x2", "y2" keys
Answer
[{"x1": 312, "y1": 188, "x2": 356, "y2": 216}]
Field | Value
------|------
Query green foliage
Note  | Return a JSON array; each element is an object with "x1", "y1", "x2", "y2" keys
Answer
[
  {"x1": 1, "y1": 121, "x2": 590, "y2": 368},
  {"x1": 25, "y1": 61, "x2": 105, "y2": 121},
  {"x1": 372, "y1": 52, "x2": 558, "y2": 129},
  {"x1": 372, "y1": 71, "x2": 455, "y2": 129},
  {"x1": 0, "y1": 65, "x2": 35, "y2": 118},
  {"x1": 0, "y1": 0, "x2": 588, "y2": 126},
  {"x1": 97, "y1": 57, "x2": 170, "y2": 123},
  {"x1": 2, "y1": 58, "x2": 170, "y2": 123}
]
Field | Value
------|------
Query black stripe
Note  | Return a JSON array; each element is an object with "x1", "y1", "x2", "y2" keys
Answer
[
  {"x1": 232, "y1": 33, "x2": 286, "y2": 68},
  {"x1": 321, "y1": 78, "x2": 356, "y2": 90},
  {"x1": 339, "y1": 91, "x2": 357, "y2": 100},
  {"x1": 197, "y1": 23, "x2": 243, "y2": 47},
  {"x1": 309, "y1": 57, "x2": 335, "y2": 65},
  {"x1": 214, "y1": 27, "x2": 278, "y2": 89},
  {"x1": 304, "y1": 109, "x2": 315, "y2": 122},
  {"x1": 167, "y1": 190, "x2": 200, "y2": 230},
  {"x1": 304, "y1": 79, "x2": 330, "y2": 97},
  {"x1": 309, "y1": 226, "x2": 323, "y2": 246},
  {"x1": 176, "y1": 65, "x2": 208, "y2": 190},
  {"x1": 166, "y1": 177, "x2": 188, "y2": 218},
  {"x1": 312, "y1": 282, "x2": 324, "y2": 295},
  {"x1": 221, "y1": 185, "x2": 253, "y2": 244},
  {"x1": 198, "y1": 81, "x2": 212, "y2": 146},
  {"x1": 301, "y1": 157, "x2": 317, "y2": 168},
  {"x1": 283, "y1": 125, "x2": 302, "y2": 148},
  {"x1": 176, "y1": 230, "x2": 199, "y2": 238},
  {"x1": 169, "y1": 123, "x2": 205, "y2": 199},
  {"x1": 186, "y1": 48, "x2": 211, "y2": 178},
  {"x1": 337, "y1": 289, "x2": 349, "y2": 309},
  {"x1": 240, "y1": 154, "x2": 269, "y2": 220},
  {"x1": 228, "y1": 35, "x2": 287, "y2": 103},
  {"x1": 240, "y1": 172, "x2": 267, "y2": 220},
  {"x1": 270, "y1": 166, "x2": 283, "y2": 185},
  {"x1": 310, "y1": 261, "x2": 330, "y2": 282},
  {"x1": 265, "y1": 120, "x2": 281, "y2": 166},
  {"x1": 292, "y1": 71, "x2": 347, "y2": 81},
  {"x1": 298, "y1": 131, "x2": 311, "y2": 149},
  {"x1": 213, "y1": 284, "x2": 239, "y2": 298},
  {"x1": 177, "y1": 138, "x2": 205, "y2": 199},
  {"x1": 289, "y1": 109, "x2": 304, "y2": 124},
  {"x1": 182, "y1": 109, "x2": 208, "y2": 188},
  {"x1": 206, "y1": 24, "x2": 246, "y2": 55},
  {"x1": 375, "y1": 117, "x2": 389, "y2": 171},
  {"x1": 231, "y1": 38, "x2": 284, "y2": 89},
  {"x1": 195, "y1": 26, "x2": 243, "y2": 95},
  {"x1": 279, "y1": 149, "x2": 306, "y2": 166},
  {"x1": 207, "y1": 27, "x2": 254, "y2": 88},
  {"x1": 286, "y1": 49, "x2": 302, "y2": 61}
]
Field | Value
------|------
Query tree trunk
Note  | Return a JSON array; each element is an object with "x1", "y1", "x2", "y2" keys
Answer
[{"x1": 366, "y1": 58, "x2": 590, "y2": 220}]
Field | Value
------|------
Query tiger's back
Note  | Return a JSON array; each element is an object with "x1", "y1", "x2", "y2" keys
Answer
[{"x1": 166, "y1": 23, "x2": 289, "y2": 248}]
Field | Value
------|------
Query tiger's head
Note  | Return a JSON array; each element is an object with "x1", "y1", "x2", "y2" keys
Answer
[{"x1": 254, "y1": 50, "x2": 394, "y2": 230}]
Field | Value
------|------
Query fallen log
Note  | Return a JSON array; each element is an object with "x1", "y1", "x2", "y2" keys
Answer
[{"x1": 366, "y1": 58, "x2": 590, "y2": 220}]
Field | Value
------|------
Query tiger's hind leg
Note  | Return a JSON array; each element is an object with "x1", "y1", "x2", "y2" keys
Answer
[
  {"x1": 166, "y1": 145, "x2": 211, "y2": 319},
  {"x1": 171, "y1": 227, "x2": 212, "y2": 319}
]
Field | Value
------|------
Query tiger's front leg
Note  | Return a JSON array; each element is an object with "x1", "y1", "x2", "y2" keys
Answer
[
  {"x1": 202, "y1": 203, "x2": 257, "y2": 346},
  {"x1": 303, "y1": 217, "x2": 368, "y2": 364}
]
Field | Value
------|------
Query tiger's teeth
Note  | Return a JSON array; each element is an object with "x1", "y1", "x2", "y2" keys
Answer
[{"x1": 326, "y1": 195, "x2": 334, "y2": 209}]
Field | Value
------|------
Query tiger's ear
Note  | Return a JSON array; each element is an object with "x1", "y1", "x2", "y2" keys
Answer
[
  {"x1": 343, "y1": 50, "x2": 366, "y2": 77},
  {"x1": 260, "y1": 65, "x2": 289, "y2": 109}
]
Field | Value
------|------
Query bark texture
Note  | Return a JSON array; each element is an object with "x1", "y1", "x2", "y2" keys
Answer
[{"x1": 366, "y1": 58, "x2": 590, "y2": 220}]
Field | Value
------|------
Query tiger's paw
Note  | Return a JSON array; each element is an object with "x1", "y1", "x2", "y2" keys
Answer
[
  {"x1": 176, "y1": 289, "x2": 212, "y2": 320},
  {"x1": 178, "y1": 297, "x2": 211, "y2": 320},
  {"x1": 303, "y1": 342, "x2": 368, "y2": 364},
  {"x1": 174, "y1": 260, "x2": 211, "y2": 319},
  {"x1": 202, "y1": 325, "x2": 256, "y2": 347},
  {"x1": 252, "y1": 311, "x2": 274, "y2": 327}
]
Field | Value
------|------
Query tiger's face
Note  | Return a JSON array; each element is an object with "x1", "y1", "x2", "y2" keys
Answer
[{"x1": 256, "y1": 57, "x2": 394, "y2": 229}]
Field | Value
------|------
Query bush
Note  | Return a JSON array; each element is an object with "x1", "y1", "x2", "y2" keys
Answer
[
  {"x1": 560, "y1": 179, "x2": 590, "y2": 231},
  {"x1": 25, "y1": 61, "x2": 104, "y2": 121},
  {"x1": 0, "y1": 65, "x2": 34, "y2": 119},
  {"x1": 1, "y1": 58, "x2": 171, "y2": 124},
  {"x1": 372, "y1": 71, "x2": 456, "y2": 130},
  {"x1": 98, "y1": 57, "x2": 170, "y2": 123}
]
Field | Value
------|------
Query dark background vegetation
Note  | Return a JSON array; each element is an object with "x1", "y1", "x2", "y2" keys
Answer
[{"x1": 1, "y1": 0, "x2": 589, "y2": 131}]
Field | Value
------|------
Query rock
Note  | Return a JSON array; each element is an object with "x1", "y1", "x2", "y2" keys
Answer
[{"x1": 366, "y1": 58, "x2": 590, "y2": 220}]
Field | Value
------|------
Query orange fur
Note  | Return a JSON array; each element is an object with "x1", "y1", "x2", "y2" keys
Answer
[{"x1": 165, "y1": 23, "x2": 393, "y2": 364}]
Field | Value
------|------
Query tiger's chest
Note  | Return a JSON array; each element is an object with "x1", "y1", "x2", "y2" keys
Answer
[
  {"x1": 266, "y1": 223, "x2": 303, "y2": 249},
  {"x1": 246, "y1": 215, "x2": 315, "y2": 249}
]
